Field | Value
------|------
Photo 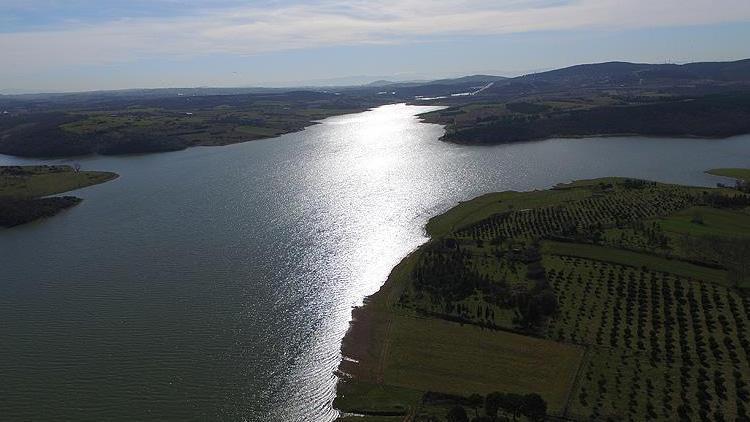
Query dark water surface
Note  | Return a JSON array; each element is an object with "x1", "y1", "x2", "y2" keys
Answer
[{"x1": 1, "y1": 104, "x2": 749, "y2": 421}]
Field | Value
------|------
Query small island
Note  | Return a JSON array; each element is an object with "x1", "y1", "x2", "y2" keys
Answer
[
  {"x1": 336, "y1": 171, "x2": 750, "y2": 421},
  {"x1": 0, "y1": 165, "x2": 118, "y2": 227}
]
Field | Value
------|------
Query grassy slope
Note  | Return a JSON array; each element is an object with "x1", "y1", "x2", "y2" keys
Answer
[
  {"x1": 336, "y1": 174, "x2": 750, "y2": 421},
  {"x1": 336, "y1": 246, "x2": 584, "y2": 419},
  {"x1": 707, "y1": 168, "x2": 750, "y2": 183},
  {"x1": 0, "y1": 165, "x2": 118, "y2": 227},
  {"x1": 658, "y1": 206, "x2": 750, "y2": 238},
  {"x1": 336, "y1": 251, "x2": 425, "y2": 417},
  {"x1": 0, "y1": 165, "x2": 117, "y2": 198},
  {"x1": 424, "y1": 177, "x2": 679, "y2": 237},
  {"x1": 384, "y1": 315, "x2": 582, "y2": 410},
  {"x1": 425, "y1": 183, "x2": 594, "y2": 237},
  {"x1": 337, "y1": 182, "x2": 603, "y2": 420}
]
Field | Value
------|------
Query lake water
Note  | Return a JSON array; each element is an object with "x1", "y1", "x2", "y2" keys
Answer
[{"x1": 1, "y1": 104, "x2": 749, "y2": 421}]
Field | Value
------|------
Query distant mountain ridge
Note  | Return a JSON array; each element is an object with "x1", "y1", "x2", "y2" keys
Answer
[
  {"x1": 3, "y1": 57, "x2": 750, "y2": 158},
  {"x1": 467, "y1": 58, "x2": 750, "y2": 100},
  {"x1": 353, "y1": 58, "x2": 750, "y2": 100},
  {"x1": 424, "y1": 74, "x2": 507, "y2": 85},
  {"x1": 350, "y1": 59, "x2": 750, "y2": 94},
  {"x1": 5, "y1": 59, "x2": 749, "y2": 100},
  {"x1": 518, "y1": 59, "x2": 750, "y2": 84}
]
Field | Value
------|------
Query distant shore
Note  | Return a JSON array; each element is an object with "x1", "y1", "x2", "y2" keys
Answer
[
  {"x1": 420, "y1": 93, "x2": 750, "y2": 147},
  {"x1": 0, "y1": 96, "x2": 382, "y2": 158}
]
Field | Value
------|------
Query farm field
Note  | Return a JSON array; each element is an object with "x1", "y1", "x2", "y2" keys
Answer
[
  {"x1": 383, "y1": 315, "x2": 582, "y2": 411},
  {"x1": 542, "y1": 241, "x2": 729, "y2": 286},
  {"x1": 336, "y1": 172, "x2": 750, "y2": 421},
  {"x1": 546, "y1": 255, "x2": 750, "y2": 420},
  {"x1": 656, "y1": 206, "x2": 750, "y2": 238}
]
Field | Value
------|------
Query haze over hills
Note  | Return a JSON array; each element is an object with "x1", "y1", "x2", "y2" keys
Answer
[
  {"x1": 473, "y1": 59, "x2": 750, "y2": 99},
  {"x1": 523, "y1": 59, "x2": 750, "y2": 83},
  {"x1": 3, "y1": 58, "x2": 749, "y2": 104},
  {"x1": 350, "y1": 59, "x2": 750, "y2": 100}
]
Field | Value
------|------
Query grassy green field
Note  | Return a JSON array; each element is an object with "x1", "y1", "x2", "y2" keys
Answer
[
  {"x1": 336, "y1": 380, "x2": 423, "y2": 417},
  {"x1": 0, "y1": 165, "x2": 117, "y2": 198},
  {"x1": 707, "y1": 168, "x2": 750, "y2": 183},
  {"x1": 657, "y1": 206, "x2": 750, "y2": 238},
  {"x1": 425, "y1": 185, "x2": 593, "y2": 237},
  {"x1": 384, "y1": 314, "x2": 583, "y2": 411},
  {"x1": 336, "y1": 297, "x2": 583, "y2": 420},
  {"x1": 0, "y1": 165, "x2": 118, "y2": 228},
  {"x1": 336, "y1": 172, "x2": 750, "y2": 421}
]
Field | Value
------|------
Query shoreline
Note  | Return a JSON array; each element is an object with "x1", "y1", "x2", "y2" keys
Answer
[
  {"x1": 439, "y1": 130, "x2": 750, "y2": 147},
  {"x1": 338, "y1": 247, "x2": 418, "y2": 376},
  {"x1": 0, "y1": 165, "x2": 119, "y2": 228},
  {"x1": 334, "y1": 247, "x2": 424, "y2": 418},
  {"x1": 332, "y1": 173, "x2": 750, "y2": 420}
]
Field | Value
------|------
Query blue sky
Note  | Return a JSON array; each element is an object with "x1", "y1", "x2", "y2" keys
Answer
[{"x1": 2, "y1": 0, "x2": 750, "y2": 93}]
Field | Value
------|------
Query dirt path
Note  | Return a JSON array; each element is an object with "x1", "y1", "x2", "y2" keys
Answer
[
  {"x1": 562, "y1": 344, "x2": 592, "y2": 418},
  {"x1": 375, "y1": 317, "x2": 393, "y2": 384}
]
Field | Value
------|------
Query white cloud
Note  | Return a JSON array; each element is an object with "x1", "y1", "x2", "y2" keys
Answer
[{"x1": 2, "y1": 0, "x2": 750, "y2": 71}]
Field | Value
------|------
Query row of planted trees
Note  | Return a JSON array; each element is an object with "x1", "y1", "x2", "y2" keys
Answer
[
  {"x1": 460, "y1": 181, "x2": 743, "y2": 252},
  {"x1": 444, "y1": 392, "x2": 547, "y2": 422},
  {"x1": 549, "y1": 254, "x2": 750, "y2": 420}
]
